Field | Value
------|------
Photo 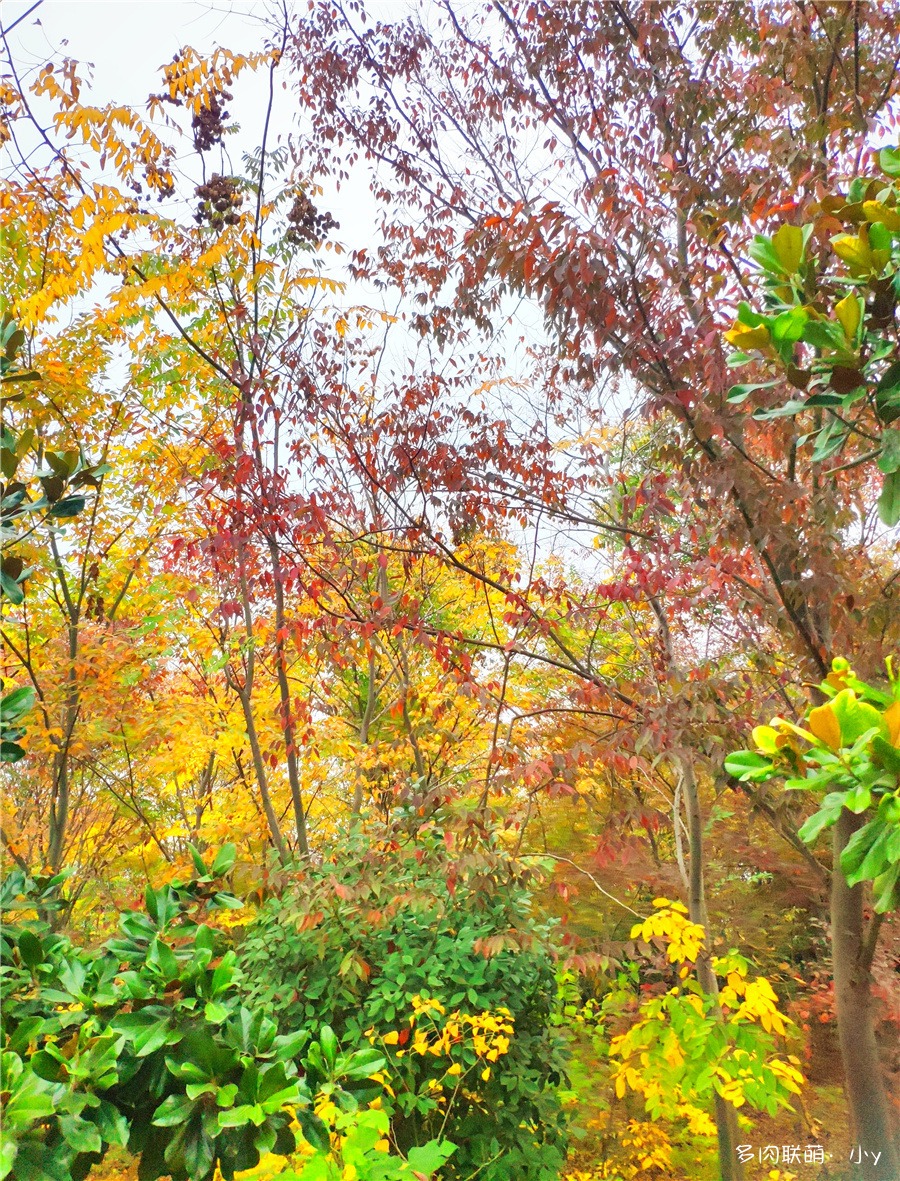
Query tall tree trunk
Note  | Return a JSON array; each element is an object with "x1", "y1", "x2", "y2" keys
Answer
[
  {"x1": 680, "y1": 757, "x2": 745, "y2": 1181},
  {"x1": 267, "y1": 537, "x2": 309, "y2": 856},
  {"x1": 831, "y1": 810, "x2": 899, "y2": 1178}
]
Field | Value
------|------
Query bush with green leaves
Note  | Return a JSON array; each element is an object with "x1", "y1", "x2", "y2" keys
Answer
[
  {"x1": 0, "y1": 846, "x2": 388, "y2": 1181},
  {"x1": 239, "y1": 823, "x2": 569, "y2": 1181}
]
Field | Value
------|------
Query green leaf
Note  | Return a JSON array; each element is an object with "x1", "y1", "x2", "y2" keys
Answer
[
  {"x1": 878, "y1": 430, "x2": 900, "y2": 474},
  {"x1": 204, "y1": 1001, "x2": 229, "y2": 1023},
  {"x1": 18, "y1": 930, "x2": 44, "y2": 969},
  {"x1": 319, "y1": 1025, "x2": 338, "y2": 1070},
  {"x1": 798, "y1": 793, "x2": 848, "y2": 843},
  {"x1": 1, "y1": 685, "x2": 35, "y2": 718},
  {"x1": 217, "y1": 1103, "x2": 264, "y2": 1128},
  {"x1": 770, "y1": 306, "x2": 808, "y2": 346},
  {"x1": 210, "y1": 843, "x2": 237, "y2": 877},
  {"x1": 875, "y1": 361, "x2": 900, "y2": 424},
  {"x1": 182, "y1": 1125, "x2": 215, "y2": 1178},
  {"x1": 188, "y1": 843, "x2": 209, "y2": 879},
  {"x1": 878, "y1": 146, "x2": 900, "y2": 178},
  {"x1": 0, "y1": 569, "x2": 24, "y2": 604},
  {"x1": 751, "y1": 399, "x2": 809, "y2": 420},
  {"x1": 841, "y1": 820, "x2": 892, "y2": 887},
  {"x1": 831, "y1": 689, "x2": 889, "y2": 744},
  {"x1": 879, "y1": 469, "x2": 900, "y2": 527},
  {"x1": 93, "y1": 1099, "x2": 129, "y2": 1147},
  {"x1": 296, "y1": 1109, "x2": 331, "y2": 1152},
  {"x1": 0, "y1": 740, "x2": 27, "y2": 763},
  {"x1": 48, "y1": 496, "x2": 86, "y2": 519},
  {"x1": 152, "y1": 1093, "x2": 196, "y2": 1127},
  {"x1": 872, "y1": 863, "x2": 900, "y2": 913},
  {"x1": 407, "y1": 1139, "x2": 457, "y2": 1174},
  {"x1": 726, "y1": 381, "x2": 777, "y2": 404},
  {"x1": 59, "y1": 1114, "x2": 102, "y2": 1155},
  {"x1": 723, "y1": 750, "x2": 774, "y2": 781},
  {"x1": 811, "y1": 421, "x2": 848, "y2": 463},
  {"x1": 872, "y1": 737, "x2": 900, "y2": 775}
]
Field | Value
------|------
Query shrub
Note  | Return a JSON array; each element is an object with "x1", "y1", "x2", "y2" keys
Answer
[
  {"x1": 239, "y1": 824, "x2": 569, "y2": 1181},
  {"x1": 0, "y1": 849, "x2": 382, "y2": 1181}
]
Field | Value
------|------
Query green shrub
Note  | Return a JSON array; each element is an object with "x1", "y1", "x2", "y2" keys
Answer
[
  {"x1": 239, "y1": 824, "x2": 569, "y2": 1181},
  {"x1": 0, "y1": 849, "x2": 383, "y2": 1181}
]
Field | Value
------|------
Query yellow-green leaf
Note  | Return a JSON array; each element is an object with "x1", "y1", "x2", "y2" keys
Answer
[
  {"x1": 834, "y1": 294, "x2": 862, "y2": 342},
  {"x1": 772, "y1": 224, "x2": 804, "y2": 273}
]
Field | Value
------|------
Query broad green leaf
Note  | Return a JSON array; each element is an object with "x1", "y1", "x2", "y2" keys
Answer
[
  {"x1": 879, "y1": 469, "x2": 900, "y2": 526},
  {"x1": 18, "y1": 930, "x2": 44, "y2": 969},
  {"x1": 210, "y1": 843, "x2": 237, "y2": 877},
  {"x1": 0, "y1": 569, "x2": 24, "y2": 604},
  {"x1": 873, "y1": 863, "x2": 900, "y2": 913},
  {"x1": 879, "y1": 146, "x2": 900, "y2": 177},
  {"x1": 878, "y1": 429, "x2": 900, "y2": 474},
  {"x1": 798, "y1": 793, "x2": 848, "y2": 843}
]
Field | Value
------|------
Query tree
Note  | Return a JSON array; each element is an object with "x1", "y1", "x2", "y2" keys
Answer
[{"x1": 286, "y1": 2, "x2": 900, "y2": 1173}]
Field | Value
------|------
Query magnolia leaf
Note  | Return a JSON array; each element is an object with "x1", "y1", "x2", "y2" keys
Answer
[
  {"x1": 871, "y1": 737, "x2": 900, "y2": 775},
  {"x1": 798, "y1": 793, "x2": 848, "y2": 843},
  {"x1": 725, "y1": 381, "x2": 777, "y2": 403},
  {"x1": 17, "y1": 930, "x2": 44, "y2": 969},
  {"x1": 210, "y1": 843, "x2": 237, "y2": 877},
  {"x1": 880, "y1": 146, "x2": 900, "y2": 177},
  {"x1": 879, "y1": 470, "x2": 900, "y2": 527},
  {"x1": 723, "y1": 750, "x2": 774, "y2": 781},
  {"x1": 808, "y1": 704, "x2": 841, "y2": 750},
  {"x1": 878, "y1": 430, "x2": 900, "y2": 474},
  {"x1": 840, "y1": 819, "x2": 891, "y2": 887},
  {"x1": 771, "y1": 223, "x2": 804, "y2": 273},
  {"x1": 873, "y1": 863, "x2": 900, "y2": 913},
  {"x1": 0, "y1": 569, "x2": 24, "y2": 604},
  {"x1": 834, "y1": 294, "x2": 862, "y2": 341}
]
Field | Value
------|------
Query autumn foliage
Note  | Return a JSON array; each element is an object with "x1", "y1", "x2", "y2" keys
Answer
[{"x1": 2, "y1": 3, "x2": 900, "y2": 1180}]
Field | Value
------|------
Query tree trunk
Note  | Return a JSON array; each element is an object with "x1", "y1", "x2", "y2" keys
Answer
[
  {"x1": 680, "y1": 757, "x2": 745, "y2": 1181},
  {"x1": 267, "y1": 537, "x2": 309, "y2": 856},
  {"x1": 831, "y1": 809, "x2": 899, "y2": 1178}
]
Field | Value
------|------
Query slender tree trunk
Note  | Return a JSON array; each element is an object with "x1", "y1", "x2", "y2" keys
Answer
[
  {"x1": 232, "y1": 548, "x2": 288, "y2": 861},
  {"x1": 352, "y1": 646, "x2": 377, "y2": 816},
  {"x1": 235, "y1": 685, "x2": 288, "y2": 862},
  {"x1": 267, "y1": 537, "x2": 309, "y2": 856},
  {"x1": 831, "y1": 810, "x2": 899, "y2": 1179},
  {"x1": 651, "y1": 596, "x2": 743, "y2": 1181},
  {"x1": 680, "y1": 757, "x2": 745, "y2": 1181}
]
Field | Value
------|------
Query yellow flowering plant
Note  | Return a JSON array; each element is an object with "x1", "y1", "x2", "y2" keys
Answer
[{"x1": 609, "y1": 900, "x2": 804, "y2": 1130}]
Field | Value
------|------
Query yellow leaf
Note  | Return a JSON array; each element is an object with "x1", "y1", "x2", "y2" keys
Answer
[
  {"x1": 884, "y1": 701, "x2": 900, "y2": 746},
  {"x1": 723, "y1": 323, "x2": 770, "y2": 350},
  {"x1": 808, "y1": 703, "x2": 841, "y2": 750},
  {"x1": 862, "y1": 200, "x2": 900, "y2": 232},
  {"x1": 831, "y1": 231, "x2": 873, "y2": 272},
  {"x1": 834, "y1": 294, "x2": 862, "y2": 341},
  {"x1": 772, "y1": 223, "x2": 804, "y2": 273}
]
